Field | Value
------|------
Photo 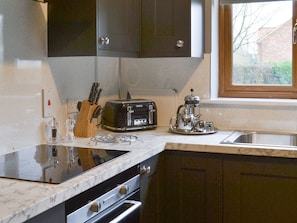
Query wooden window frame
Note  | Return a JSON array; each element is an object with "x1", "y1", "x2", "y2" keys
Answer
[{"x1": 219, "y1": 1, "x2": 297, "y2": 99}]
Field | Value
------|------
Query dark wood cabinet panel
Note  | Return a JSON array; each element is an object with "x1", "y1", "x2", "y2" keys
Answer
[
  {"x1": 47, "y1": 0, "x2": 204, "y2": 58},
  {"x1": 165, "y1": 151, "x2": 222, "y2": 223},
  {"x1": 140, "y1": 153, "x2": 165, "y2": 223},
  {"x1": 163, "y1": 151, "x2": 297, "y2": 223},
  {"x1": 47, "y1": 0, "x2": 139, "y2": 57},
  {"x1": 140, "y1": 0, "x2": 204, "y2": 57},
  {"x1": 48, "y1": 0, "x2": 97, "y2": 56},
  {"x1": 97, "y1": 0, "x2": 140, "y2": 57},
  {"x1": 141, "y1": 0, "x2": 190, "y2": 57},
  {"x1": 223, "y1": 155, "x2": 297, "y2": 223}
]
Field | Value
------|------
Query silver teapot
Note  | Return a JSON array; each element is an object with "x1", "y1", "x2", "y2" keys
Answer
[{"x1": 170, "y1": 89, "x2": 201, "y2": 132}]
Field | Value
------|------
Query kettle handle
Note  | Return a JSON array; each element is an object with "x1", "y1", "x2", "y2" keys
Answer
[{"x1": 176, "y1": 104, "x2": 184, "y2": 116}]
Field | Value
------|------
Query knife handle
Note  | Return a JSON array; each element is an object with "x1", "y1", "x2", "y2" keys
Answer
[
  {"x1": 95, "y1": 88, "x2": 102, "y2": 105},
  {"x1": 88, "y1": 83, "x2": 96, "y2": 101},
  {"x1": 88, "y1": 82, "x2": 99, "y2": 104}
]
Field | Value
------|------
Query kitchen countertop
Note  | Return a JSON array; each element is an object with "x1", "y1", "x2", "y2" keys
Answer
[{"x1": 2, "y1": 127, "x2": 297, "y2": 223}]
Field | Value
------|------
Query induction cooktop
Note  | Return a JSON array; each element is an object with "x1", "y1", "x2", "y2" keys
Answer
[{"x1": 0, "y1": 145, "x2": 128, "y2": 184}]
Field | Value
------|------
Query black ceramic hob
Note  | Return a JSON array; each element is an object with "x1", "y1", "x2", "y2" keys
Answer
[{"x1": 0, "y1": 144, "x2": 128, "y2": 184}]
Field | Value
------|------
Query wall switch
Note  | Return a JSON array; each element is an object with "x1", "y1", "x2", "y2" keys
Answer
[{"x1": 42, "y1": 89, "x2": 53, "y2": 118}]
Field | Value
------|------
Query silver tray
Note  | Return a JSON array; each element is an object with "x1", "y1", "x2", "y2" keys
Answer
[{"x1": 169, "y1": 126, "x2": 217, "y2": 135}]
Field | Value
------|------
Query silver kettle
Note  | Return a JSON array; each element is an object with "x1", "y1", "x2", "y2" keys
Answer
[{"x1": 170, "y1": 89, "x2": 201, "y2": 132}]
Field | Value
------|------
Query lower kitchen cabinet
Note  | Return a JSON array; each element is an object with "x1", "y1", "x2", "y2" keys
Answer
[
  {"x1": 223, "y1": 155, "x2": 297, "y2": 223},
  {"x1": 163, "y1": 151, "x2": 297, "y2": 223},
  {"x1": 140, "y1": 153, "x2": 166, "y2": 223},
  {"x1": 164, "y1": 151, "x2": 222, "y2": 223}
]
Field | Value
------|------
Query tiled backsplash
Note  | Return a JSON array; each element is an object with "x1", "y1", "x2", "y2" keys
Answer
[{"x1": 200, "y1": 99, "x2": 297, "y2": 133}]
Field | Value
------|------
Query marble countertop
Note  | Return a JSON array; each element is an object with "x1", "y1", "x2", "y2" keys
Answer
[{"x1": 2, "y1": 127, "x2": 297, "y2": 223}]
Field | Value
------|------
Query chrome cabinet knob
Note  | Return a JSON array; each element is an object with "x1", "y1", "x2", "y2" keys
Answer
[
  {"x1": 89, "y1": 202, "x2": 100, "y2": 213},
  {"x1": 176, "y1": 40, "x2": 184, "y2": 48},
  {"x1": 140, "y1": 165, "x2": 151, "y2": 175},
  {"x1": 98, "y1": 37, "x2": 110, "y2": 45}
]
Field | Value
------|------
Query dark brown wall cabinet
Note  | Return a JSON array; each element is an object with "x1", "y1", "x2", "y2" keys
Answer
[
  {"x1": 47, "y1": 0, "x2": 204, "y2": 58},
  {"x1": 47, "y1": 0, "x2": 140, "y2": 57},
  {"x1": 141, "y1": 0, "x2": 204, "y2": 57}
]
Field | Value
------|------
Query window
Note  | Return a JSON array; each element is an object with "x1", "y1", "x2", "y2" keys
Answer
[{"x1": 219, "y1": 0, "x2": 297, "y2": 98}]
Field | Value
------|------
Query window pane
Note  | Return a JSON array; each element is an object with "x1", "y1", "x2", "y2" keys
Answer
[{"x1": 232, "y1": 1, "x2": 292, "y2": 85}]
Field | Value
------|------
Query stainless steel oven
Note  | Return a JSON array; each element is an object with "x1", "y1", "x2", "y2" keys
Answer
[{"x1": 66, "y1": 166, "x2": 141, "y2": 223}]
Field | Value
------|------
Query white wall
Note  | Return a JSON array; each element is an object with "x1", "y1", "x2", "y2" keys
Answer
[
  {"x1": 0, "y1": 1, "x2": 64, "y2": 153},
  {"x1": 1, "y1": 0, "x2": 297, "y2": 155}
]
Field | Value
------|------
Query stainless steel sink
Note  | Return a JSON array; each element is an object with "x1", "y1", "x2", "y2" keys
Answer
[{"x1": 221, "y1": 131, "x2": 297, "y2": 147}]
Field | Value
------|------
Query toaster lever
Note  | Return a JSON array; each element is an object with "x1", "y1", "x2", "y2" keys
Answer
[
  {"x1": 148, "y1": 104, "x2": 156, "y2": 124},
  {"x1": 127, "y1": 105, "x2": 134, "y2": 126}
]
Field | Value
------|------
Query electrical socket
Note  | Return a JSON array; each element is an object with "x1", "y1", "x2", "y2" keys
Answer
[{"x1": 42, "y1": 89, "x2": 53, "y2": 118}]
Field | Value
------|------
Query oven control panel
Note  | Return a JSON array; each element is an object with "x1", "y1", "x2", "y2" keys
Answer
[{"x1": 67, "y1": 175, "x2": 140, "y2": 223}]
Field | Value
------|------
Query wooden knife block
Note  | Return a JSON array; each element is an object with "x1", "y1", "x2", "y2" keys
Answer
[{"x1": 74, "y1": 100, "x2": 97, "y2": 138}]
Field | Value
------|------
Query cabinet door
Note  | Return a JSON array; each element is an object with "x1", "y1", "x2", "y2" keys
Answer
[
  {"x1": 140, "y1": 153, "x2": 165, "y2": 223},
  {"x1": 165, "y1": 151, "x2": 222, "y2": 223},
  {"x1": 224, "y1": 155, "x2": 297, "y2": 223},
  {"x1": 48, "y1": 0, "x2": 97, "y2": 57},
  {"x1": 97, "y1": 0, "x2": 140, "y2": 57},
  {"x1": 141, "y1": 0, "x2": 190, "y2": 57},
  {"x1": 47, "y1": 0, "x2": 139, "y2": 57}
]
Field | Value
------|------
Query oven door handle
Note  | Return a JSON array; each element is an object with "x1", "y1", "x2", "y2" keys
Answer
[{"x1": 109, "y1": 200, "x2": 141, "y2": 223}]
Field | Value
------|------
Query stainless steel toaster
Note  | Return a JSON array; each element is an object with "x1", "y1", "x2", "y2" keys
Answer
[{"x1": 102, "y1": 99, "x2": 157, "y2": 132}]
